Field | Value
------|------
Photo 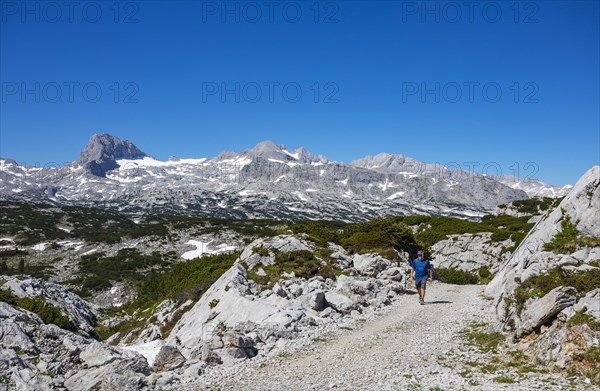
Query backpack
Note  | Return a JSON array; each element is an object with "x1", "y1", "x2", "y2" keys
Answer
[{"x1": 412, "y1": 258, "x2": 431, "y2": 279}]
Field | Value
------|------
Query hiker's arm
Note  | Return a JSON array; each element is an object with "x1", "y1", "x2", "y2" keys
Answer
[{"x1": 410, "y1": 266, "x2": 414, "y2": 280}]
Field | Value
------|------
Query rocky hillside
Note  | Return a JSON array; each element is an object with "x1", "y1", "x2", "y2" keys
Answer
[
  {"x1": 0, "y1": 133, "x2": 570, "y2": 220},
  {"x1": 486, "y1": 166, "x2": 600, "y2": 384}
]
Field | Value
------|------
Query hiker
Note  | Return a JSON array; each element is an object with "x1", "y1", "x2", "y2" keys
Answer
[{"x1": 410, "y1": 250, "x2": 432, "y2": 305}]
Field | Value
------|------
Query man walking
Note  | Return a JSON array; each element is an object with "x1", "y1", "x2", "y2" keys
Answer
[{"x1": 410, "y1": 250, "x2": 432, "y2": 305}]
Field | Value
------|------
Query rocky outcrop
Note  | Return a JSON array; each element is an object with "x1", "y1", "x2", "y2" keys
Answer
[
  {"x1": 485, "y1": 166, "x2": 600, "y2": 373},
  {"x1": 486, "y1": 166, "x2": 600, "y2": 304},
  {"x1": 1, "y1": 276, "x2": 98, "y2": 337},
  {"x1": 516, "y1": 286, "x2": 577, "y2": 338},
  {"x1": 431, "y1": 232, "x2": 513, "y2": 272},
  {"x1": 160, "y1": 235, "x2": 404, "y2": 376},
  {"x1": 0, "y1": 301, "x2": 151, "y2": 391}
]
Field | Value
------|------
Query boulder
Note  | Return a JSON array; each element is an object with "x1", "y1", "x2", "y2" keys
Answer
[
  {"x1": 378, "y1": 267, "x2": 404, "y2": 282},
  {"x1": 324, "y1": 291, "x2": 358, "y2": 314},
  {"x1": 570, "y1": 288, "x2": 600, "y2": 322},
  {"x1": 223, "y1": 333, "x2": 254, "y2": 348},
  {"x1": 517, "y1": 286, "x2": 577, "y2": 338},
  {"x1": 301, "y1": 290, "x2": 326, "y2": 311},
  {"x1": 352, "y1": 253, "x2": 390, "y2": 276},
  {"x1": 153, "y1": 345, "x2": 186, "y2": 372},
  {"x1": 199, "y1": 344, "x2": 222, "y2": 365}
]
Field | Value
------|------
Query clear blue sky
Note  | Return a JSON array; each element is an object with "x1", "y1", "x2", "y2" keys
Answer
[{"x1": 1, "y1": 0, "x2": 598, "y2": 185}]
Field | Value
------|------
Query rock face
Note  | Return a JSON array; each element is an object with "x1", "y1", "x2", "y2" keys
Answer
[
  {"x1": 0, "y1": 301, "x2": 151, "y2": 391},
  {"x1": 431, "y1": 232, "x2": 513, "y2": 272},
  {"x1": 1, "y1": 276, "x2": 98, "y2": 337},
  {"x1": 78, "y1": 133, "x2": 148, "y2": 177},
  {"x1": 485, "y1": 166, "x2": 600, "y2": 371},
  {"x1": 486, "y1": 166, "x2": 600, "y2": 304}
]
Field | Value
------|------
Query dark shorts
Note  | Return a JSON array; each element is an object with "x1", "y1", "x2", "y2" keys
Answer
[{"x1": 415, "y1": 278, "x2": 428, "y2": 289}]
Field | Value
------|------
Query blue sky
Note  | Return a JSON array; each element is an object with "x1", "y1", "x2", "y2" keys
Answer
[{"x1": 1, "y1": 0, "x2": 598, "y2": 185}]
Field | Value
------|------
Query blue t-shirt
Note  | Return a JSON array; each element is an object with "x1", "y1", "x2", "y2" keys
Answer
[{"x1": 412, "y1": 258, "x2": 431, "y2": 280}]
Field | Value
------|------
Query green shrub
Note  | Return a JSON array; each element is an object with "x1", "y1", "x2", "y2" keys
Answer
[
  {"x1": 133, "y1": 252, "x2": 239, "y2": 310},
  {"x1": 511, "y1": 197, "x2": 556, "y2": 214},
  {"x1": 290, "y1": 220, "x2": 345, "y2": 247},
  {"x1": 73, "y1": 249, "x2": 170, "y2": 295},
  {"x1": 477, "y1": 266, "x2": 494, "y2": 285},
  {"x1": 513, "y1": 266, "x2": 600, "y2": 314},
  {"x1": 543, "y1": 213, "x2": 580, "y2": 253},
  {"x1": 436, "y1": 268, "x2": 479, "y2": 285},
  {"x1": 399, "y1": 215, "x2": 432, "y2": 226},
  {"x1": 252, "y1": 246, "x2": 270, "y2": 257},
  {"x1": 490, "y1": 230, "x2": 511, "y2": 242},
  {"x1": 0, "y1": 289, "x2": 72, "y2": 330},
  {"x1": 340, "y1": 218, "x2": 421, "y2": 258}
]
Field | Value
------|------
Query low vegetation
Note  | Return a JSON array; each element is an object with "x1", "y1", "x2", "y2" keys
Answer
[
  {"x1": 72, "y1": 248, "x2": 173, "y2": 296},
  {"x1": 567, "y1": 310, "x2": 600, "y2": 331},
  {"x1": 543, "y1": 212, "x2": 600, "y2": 254},
  {"x1": 460, "y1": 322, "x2": 504, "y2": 353},
  {"x1": 509, "y1": 197, "x2": 561, "y2": 215},
  {"x1": 94, "y1": 252, "x2": 239, "y2": 342},
  {"x1": 0, "y1": 288, "x2": 72, "y2": 331},
  {"x1": 435, "y1": 266, "x2": 493, "y2": 285},
  {"x1": 246, "y1": 249, "x2": 339, "y2": 289},
  {"x1": 513, "y1": 266, "x2": 600, "y2": 314}
]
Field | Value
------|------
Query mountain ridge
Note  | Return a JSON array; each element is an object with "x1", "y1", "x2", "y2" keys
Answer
[{"x1": 0, "y1": 133, "x2": 572, "y2": 221}]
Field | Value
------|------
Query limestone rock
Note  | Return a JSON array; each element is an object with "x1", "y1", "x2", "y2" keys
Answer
[
  {"x1": 153, "y1": 345, "x2": 186, "y2": 372},
  {"x1": 517, "y1": 286, "x2": 577, "y2": 338}
]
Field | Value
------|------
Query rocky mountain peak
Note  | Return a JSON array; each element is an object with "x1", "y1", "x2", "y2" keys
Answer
[
  {"x1": 350, "y1": 153, "x2": 420, "y2": 172},
  {"x1": 78, "y1": 133, "x2": 147, "y2": 177}
]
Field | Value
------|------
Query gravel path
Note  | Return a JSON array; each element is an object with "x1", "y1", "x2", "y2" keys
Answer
[{"x1": 195, "y1": 283, "x2": 584, "y2": 391}]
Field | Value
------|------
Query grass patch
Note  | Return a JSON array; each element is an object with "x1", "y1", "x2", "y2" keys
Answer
[
  {"x1": 252, "y1": 246, "x2": 269, "y2": 257},
  {"x1": 567, "y1": 311, "x2": 600, "y2": 331},
  {"x1": 494, "y1": 375, "x2": 515, "y2": 383},
  {"x1": 461, "y1": 323, "x2": 504, "y2": 354}
]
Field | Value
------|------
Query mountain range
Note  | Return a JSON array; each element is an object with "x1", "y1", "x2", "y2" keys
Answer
[{"x1": 0, "y1": 133, "x2": 572, "y2": 221}]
